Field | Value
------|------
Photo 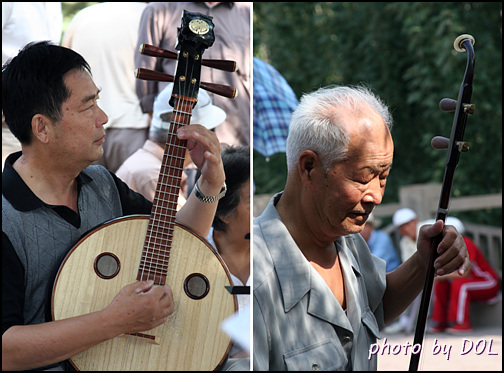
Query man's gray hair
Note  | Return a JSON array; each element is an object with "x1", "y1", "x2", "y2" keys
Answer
[{"x1": 285, "y1": 85, "x2": 392, "y2": 173}]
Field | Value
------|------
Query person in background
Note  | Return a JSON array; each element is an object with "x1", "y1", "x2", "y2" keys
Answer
[
  {"x1": 206, "y1": 145, "x2": 250, "y2": 358},
  {"x1": 116, "y1": 83, "x2": 226, "y2": 208},
  {"x1": 62, "y1": 2, "x2": 151, "y2": 172},
  {"x1": 430, "y1": 217, "x2": 500, "y2": 333},
  {"x1": 360, "y1": 213, "x2": 401, "y2": 273},
  {"x1": 393, "y1": 207, "x2": 419, "y2": 262},
  {"x1": 385, "y1": 207, "x2": 422, "y2": 334},
  {"x1": 2, "y1": 2, "x2": 63, "y2": 170}
]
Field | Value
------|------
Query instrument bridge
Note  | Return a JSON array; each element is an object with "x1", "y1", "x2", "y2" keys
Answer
[{"x1": 121, "y1": 332, "x2": 159, "y2": 345}]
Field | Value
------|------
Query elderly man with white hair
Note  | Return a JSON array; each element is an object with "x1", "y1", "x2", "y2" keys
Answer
[{"x1": 253, "y1": 85, "x2": 469, "y2": 370}]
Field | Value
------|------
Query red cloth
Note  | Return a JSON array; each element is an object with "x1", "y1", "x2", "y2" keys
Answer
[{"x1": 431, "y1": 236, "x2": 500, "y2": 326}]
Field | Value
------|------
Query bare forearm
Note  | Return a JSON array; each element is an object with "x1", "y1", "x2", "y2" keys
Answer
[
  {"x1": 2, "y1": 310, "x2": 117, "y2": 371},
  {"x1": 176, "y1": 177, "x2": 222, "y2": 237},
  {"x1": 383, "y1": 252, "x2": 427, "y2": 325}
]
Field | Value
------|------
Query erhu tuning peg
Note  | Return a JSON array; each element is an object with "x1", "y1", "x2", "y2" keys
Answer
[
  {"x1": 139, "y1": 44, "x2": 237, "y2": 73},
  {"x1": 439, "y1": 98, "x2": 475, "y2": 114},
  {"x1": 431, "y1": 136, "x2": 469, "y2": 152},
  {"x1": 439, "y1": 98, "x2": 457, "y2": 112},
  {"x1": 431, "y1": 136, "x2": 450, "y2": 150}
]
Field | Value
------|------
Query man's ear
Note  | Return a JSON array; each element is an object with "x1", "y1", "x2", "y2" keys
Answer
[
  {"x1": 31, "y1": 114, "x2": 52, "y2": 144},
  {"x1": 297, "y1": 150, "x2": 320, "y2": 187}
]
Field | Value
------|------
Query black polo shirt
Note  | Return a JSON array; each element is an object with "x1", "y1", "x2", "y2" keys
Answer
[{"x1": 2, "y1": 152, "x2": 152, "y2": 335}]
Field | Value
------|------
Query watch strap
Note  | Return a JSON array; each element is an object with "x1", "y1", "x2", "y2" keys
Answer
[{"x1": 193, "y1": 180, "x2": 227, "y2": 203}]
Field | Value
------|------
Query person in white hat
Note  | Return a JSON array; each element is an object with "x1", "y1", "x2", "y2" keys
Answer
[
  {"x1": 116, "y1": 83, "x2": 226, "y2": 207},
  {"x1": 385, "y1": 208, "x2": 423, "y2": 334},
  {"x1": 393, "y1": 207, "x2": 419, "y2": 262}
]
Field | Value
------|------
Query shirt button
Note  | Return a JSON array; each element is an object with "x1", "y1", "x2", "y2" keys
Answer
[
  {"x1": 342, "y1": 335, "x2": 351, "y2": 342},
  {"x1": 312, "y1": 363, "x2": 320, "y2": 371}
]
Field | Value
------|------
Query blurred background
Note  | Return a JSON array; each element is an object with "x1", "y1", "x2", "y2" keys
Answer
[{"x1": 253, "y1": 2, "x2": 501, "y2": 226}]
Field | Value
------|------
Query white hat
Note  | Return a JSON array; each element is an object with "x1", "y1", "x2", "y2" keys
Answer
[
  {"x1": 151, "y1": 83, "x2": 226, "y2": 130},
  {"x1": 393, "y1": 208, "x2": 417, "y2": 227},
  {"x1": 446, "y1": 216, "x2": 466, "y2": 234}
]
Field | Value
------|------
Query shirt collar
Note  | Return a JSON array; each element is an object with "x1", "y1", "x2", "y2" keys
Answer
[
  {"x1": 2, "y1": 151, "x2": 93, "y2": 212},
  {"x1": 202, "y1": 2, "x2": 235, "y2": 9},
  {"x1": 258, "y1": 192, "x2": 357, "y2": 332}
]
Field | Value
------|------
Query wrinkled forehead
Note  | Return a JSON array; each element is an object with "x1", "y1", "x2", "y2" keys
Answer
[{"x1": 342, "y1": 105, "x2": 394, "y2": 159}]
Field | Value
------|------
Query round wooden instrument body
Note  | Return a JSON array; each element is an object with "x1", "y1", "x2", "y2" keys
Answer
[{"x1": 52, "y1": 215, "x2": 236, "y2": 371}]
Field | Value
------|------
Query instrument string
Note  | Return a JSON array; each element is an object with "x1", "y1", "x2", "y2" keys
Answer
[{"x1": 128, "y1": 52, "x2": 194, "y2": 367}]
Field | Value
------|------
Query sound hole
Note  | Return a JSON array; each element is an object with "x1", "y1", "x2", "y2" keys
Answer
[
  {"x1": 94, "y1": 253, "x2": 120, "y2": 279},
  {"x1": 184, "y1": 273, "x2": 210, "y2": 300}
]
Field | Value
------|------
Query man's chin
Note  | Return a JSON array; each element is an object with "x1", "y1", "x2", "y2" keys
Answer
[
  {"x1": 342, "y1": 217, "x2": 369, "y2": 235},
  {"x1": 90, "y1": 147, "x2": 104, "y2": 164}
]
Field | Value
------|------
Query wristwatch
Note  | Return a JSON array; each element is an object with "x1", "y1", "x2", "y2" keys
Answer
[{"x1": 193, "y1": 180, "x2": 227, "y2": 203}]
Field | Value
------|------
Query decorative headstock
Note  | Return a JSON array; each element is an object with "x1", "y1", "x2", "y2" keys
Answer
[
  {"x1": 170, "y1": 11, "x2": 215, "y2": 106},
  {"x1": 135, "y1": 11, "x2": 237, "y2": 102},
  {"x1": 177, "y1": 11, "x2": 215, "y2": 51}
]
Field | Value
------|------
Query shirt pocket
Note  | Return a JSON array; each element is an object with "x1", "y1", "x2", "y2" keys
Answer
[
  {"x1": 361, "y1": 308, "x2": 381, "y2": 343},
  {"x1": 283, "y1": 339, "x2": 347, "y2": 371}
]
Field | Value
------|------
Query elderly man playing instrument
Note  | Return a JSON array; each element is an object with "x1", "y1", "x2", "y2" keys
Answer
[{"x1": 253, "y1": 85, "x2": 469, "y2": 371}]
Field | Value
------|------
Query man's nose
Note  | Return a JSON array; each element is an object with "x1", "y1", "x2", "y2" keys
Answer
[
  {"x1": 97, "y1": 105, "x2": 108, "y2": 127},
  {"x1": 363, "y1": 178, "x2": 383, "y2": 205}
]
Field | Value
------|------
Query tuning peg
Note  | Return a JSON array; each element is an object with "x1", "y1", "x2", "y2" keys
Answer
[
  {"x1": 431, "y1": 136, "x2": 469, "y2": 152},
  {"x1": 139, "y1": 43, "x2": 177, "y2": 60},
  {"x1": 431, "y1": 136, "x2": 450, "y2": 150},
  {"x1": 139, "y1": 44, "x2": 237, "y2": 72},
  {"x1": 135, "y1": 68, "x2": 237, "y2": 99},
  {"x1": 200, "y1": 81, "x2": 237, "y2": 99},
  {"x1": 439, "y1": 98, "x2": 457, "y2": 112},
  {"x1": 439, "y1": 98, "x2": 475, "y2": 114},
  {"x1": 135, "y1": 67, "x2": 173, "y2": 82}
]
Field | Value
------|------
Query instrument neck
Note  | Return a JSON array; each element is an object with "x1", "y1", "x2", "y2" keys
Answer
[{"x1": 137, "y1": 96, "x2": 196, "y2": 284}]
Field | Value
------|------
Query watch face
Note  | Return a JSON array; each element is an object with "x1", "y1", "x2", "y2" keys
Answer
[{"x1": 189, "y1": 19, "x2": 210, "y2": 35}]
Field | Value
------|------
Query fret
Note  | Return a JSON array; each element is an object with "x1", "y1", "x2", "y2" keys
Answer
[
  {"x1": 150, "y1": 201, "x2": 177, "y2": 208},
  {"x1": 139, "y1": 252, "x2": 170, "y2": 262},
  {"x1": 137, "y1": 271, "x2": 166, "y2": 285},
  {"x1": 154, "y1": 189, "x2": 180, "y2": 198},
  {"x1": 140, "y1": 257, "x2": 170, "y2": 267},
  {"x1": 161, "y1": 155, "x2": 186, "y2": 162},
  {"x1": 139, "y1": 265, "x2": 170, "y2": 273},
  {"x1": 155, "y1": 175, "x2": 183, "y2": 184},
  {"x1": 144, "y1": 229, "x2": 174, "y2": 241},
  {"x1": 144, "y1": 231, "x2": 175, "y2": 243},
  {"x1": 149, "y1": 206, "x2": 177, "y2": 215}
]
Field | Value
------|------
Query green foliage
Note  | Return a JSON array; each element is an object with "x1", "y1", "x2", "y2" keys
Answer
[
  {"x1": 254, "y1": 2, "x2": 502, "y2": 225},
  {"x1": 61, "y1": 3, "x2": 101, "y2": 36}
]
